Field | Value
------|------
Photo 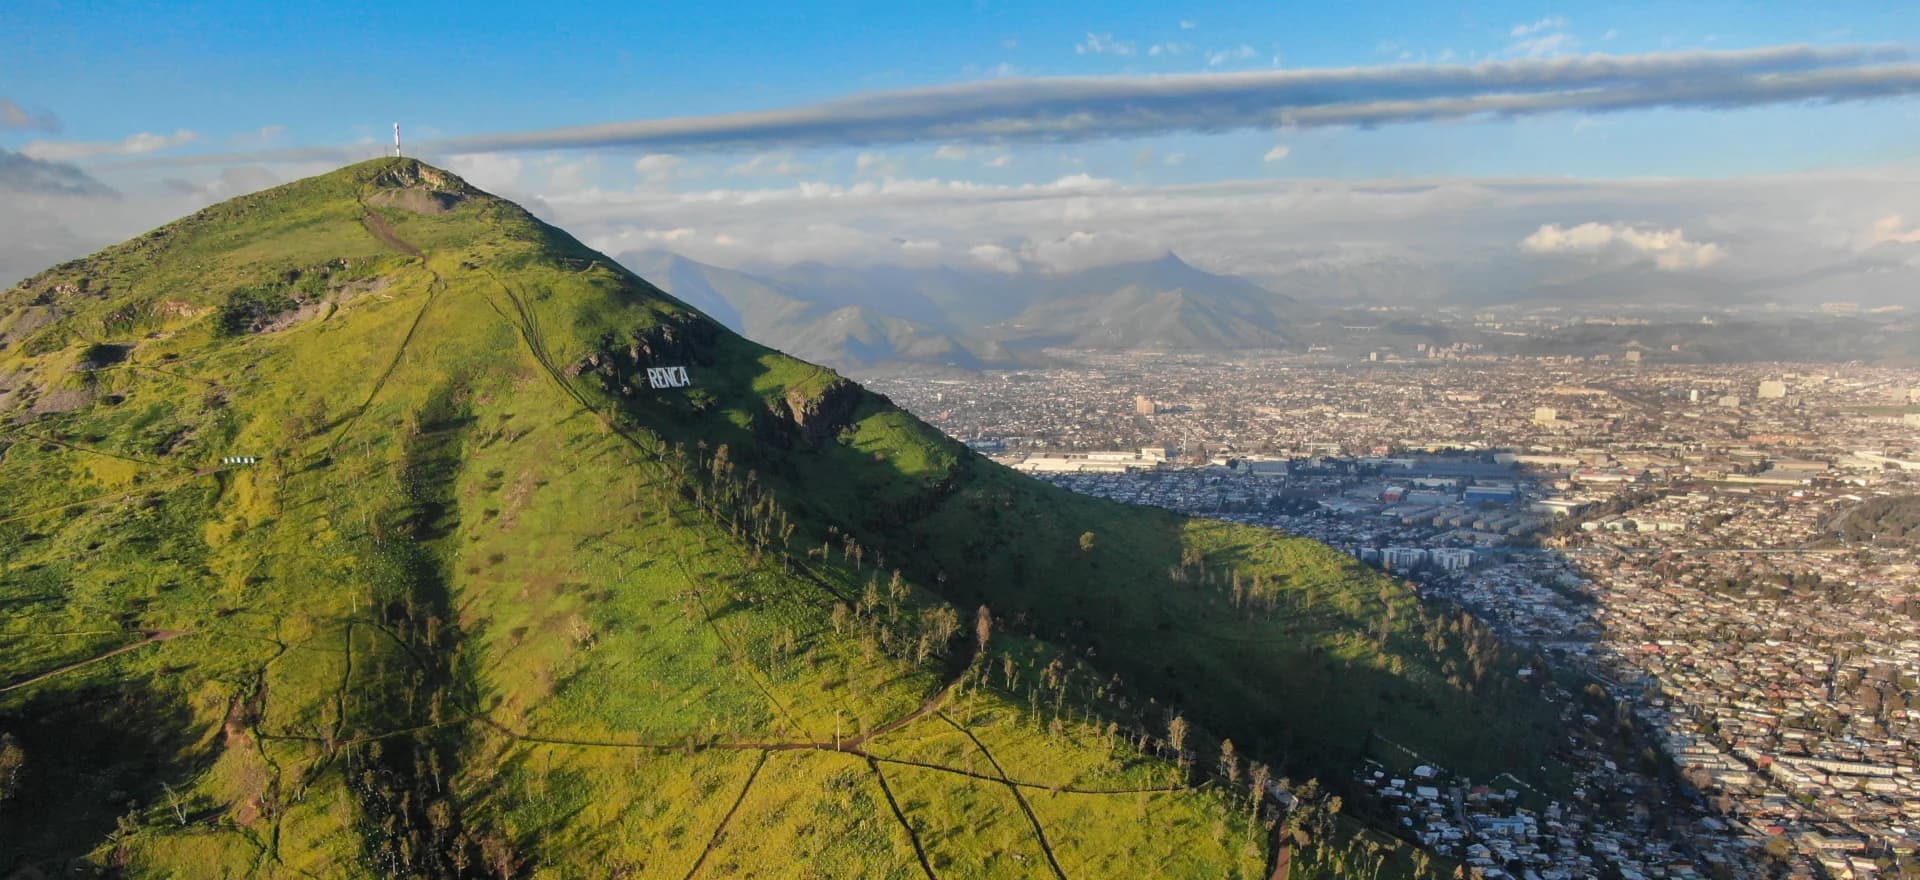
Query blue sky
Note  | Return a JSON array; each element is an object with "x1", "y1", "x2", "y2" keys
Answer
[
  {"x1": 4, "y1": 1, "x2": 1920, "y2": 295},
  {"x1": 7, "y1": 0, "x2": 1919, "y2": 181}
]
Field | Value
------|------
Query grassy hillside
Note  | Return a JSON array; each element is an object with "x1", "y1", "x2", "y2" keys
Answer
[{"x1": 0, "y1": 159, "x2": 1554, "y2": 878}]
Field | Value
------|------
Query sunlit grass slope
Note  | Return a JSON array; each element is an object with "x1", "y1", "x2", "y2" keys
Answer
[{"x1": 0, "y1": 158, "x2": 1552, "y2": 878}]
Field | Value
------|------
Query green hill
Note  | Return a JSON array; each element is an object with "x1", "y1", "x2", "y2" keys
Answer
[{"x1": 0, "y1": 159, "x2": 1561, "y2": 878}]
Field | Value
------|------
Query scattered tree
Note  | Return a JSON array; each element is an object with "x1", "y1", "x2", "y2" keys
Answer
[
  {"x1": 1249, "y1": 761, "x2": 1272, "y2": 816},
  {"x1": 0, "y1": 734, "x2": 23, "y2": 803},
  {"x1": 1168, "y1": 714, "x2": 1191, "y2": 782}
]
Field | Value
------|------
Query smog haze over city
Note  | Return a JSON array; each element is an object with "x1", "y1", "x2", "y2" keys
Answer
[{"x1": 3, "y1": 2, "x2": 1920, "y2": 878}]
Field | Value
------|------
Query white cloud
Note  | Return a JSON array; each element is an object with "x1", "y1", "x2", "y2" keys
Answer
[
  {"x1": 1509, "y1": 32, "x2": 1575, "y2": 57},
  {"x1": 1148, "y1": 42, "x2": 1192, "y2": 57},
  {"x1": 633, "y1": 153, "x2": 683, "y2": 181},
  {"x1": 1511, "y1": 17, "x2": 1568, "y2": 38},
  {"x1": 1506, "y1": 17, "x2": 1576, "y2": 57},
  {"x1": 932, "y1": 144, "x2": 971, "y2": 160},
  {"x1": 446, "y1": 153, "x2": 526, "y2": 192},
  {"x1": 1263, "y1": 144, "x2": 1292, "y2": 162},
  {"x1": 726, "y1": 152, "x2": 815, "y2": 176},
  {"x1": 1076, "y1": 32, "x2": 1136, "y2": 56},
  {"x1": 1206, "y1": 45, "x2": 1258, "y2": 67},
  {"x1": 1520, "y1": 221, "x2": 1724, "y2": 270},
  {"x1": 21, "y1": 145, "x2": 1920, "y2": 307},
  {"x1": 227, "y1": 125, "x2": 285, "y2": 148},
  {"x1": 505, "y1": 170, "x2": 1919, "y2": 302},
  {"x1": 23, "y1": 129, "x2": 199, "y2": 161},
  {"x1": 854, "y1": 151, "x2": 909, "y2": 177},
  {"x1": 1180, "y1": 19, "x2": 1197, "y2": 30},
  {"x1": 545, "y1": 156, "x2": 602, "y2": 194},
  {"x1": 159, "y1": 165, "x2": 279, "y2": 202},
  {"x1": 1164, "y1": 152, "x2": 1187, "y2": 166},
  {"x1": 969, "y1": 244, "x2": 1022, "y2": 273},
  {"x1": 1020, "y1": 229, "x2": 1164, "y2": 273},
  {"x1": 985, "y1": 154, "x2": 1013, "y2": 168},
  {"x1": 1866, "y1": 214, "x2": 1920, "y2": 245}
]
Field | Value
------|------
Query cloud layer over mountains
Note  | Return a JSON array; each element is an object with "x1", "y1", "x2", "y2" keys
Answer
[{"x1": 5, "y1": 44, "x2": 1920, "y2": 308}]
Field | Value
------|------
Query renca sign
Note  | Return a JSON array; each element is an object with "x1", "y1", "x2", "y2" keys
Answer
[{"x1": 647, "y1": 366, "x2": 691, "y2": 389}]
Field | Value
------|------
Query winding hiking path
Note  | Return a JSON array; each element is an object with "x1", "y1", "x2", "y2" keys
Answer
[
  {"x1": 938, "y1": 711, "x2": 1069, "y2": 880},
  {"x1": 0, "y1": 629, "x2": 187, "y2": 693},
  {"x1": 869, "y1": 756, "x2": 939, "y2": 879},
  {"x1": 681, "y1": 750, "x2": 769, "y2": 880},
  {"x1": 329, "y1": 204, "x2": 442, "y2": 455}
]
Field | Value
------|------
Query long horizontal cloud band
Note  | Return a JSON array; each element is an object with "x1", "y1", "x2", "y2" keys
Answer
[{"x1": 101, "y1": 45, "x2": 1920, "y2": 166}]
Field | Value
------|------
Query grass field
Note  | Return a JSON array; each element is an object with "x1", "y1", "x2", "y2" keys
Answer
[{"x1": 0, "y1": 158, "x2": 1557, "y2": 878}]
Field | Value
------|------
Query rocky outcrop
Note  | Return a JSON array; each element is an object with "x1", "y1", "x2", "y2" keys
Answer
[
  {"x1": 783, "y1": 380, "x2": 861, "y2": 445},
  {"x1": 570, "y1": 313, "x2": 720, "y2": 397},
  {"x1": 753, "y1": 378, "x2": 863, "y2": 449},
  {"x1": 367, "y1": 161, "x2": 473, "y2": 214},
  {"x1": 370, "y1": 160, "x2": 470, "y2": 195}
]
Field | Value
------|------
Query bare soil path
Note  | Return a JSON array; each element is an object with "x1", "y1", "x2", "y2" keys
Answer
[{"x1": 0, "y1": 629, "x2": 187, "y2": 693}]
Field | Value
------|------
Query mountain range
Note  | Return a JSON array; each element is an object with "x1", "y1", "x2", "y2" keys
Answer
[
  {"x1": 617, "y1": 249, "x2": 1314, "y2": 373},
  {"x1": 0, "y1": 159, "x2": 1572, "y2": 877},
  {"x1": 621, "y1": 246, "x2": 1920, "y2": 372}
]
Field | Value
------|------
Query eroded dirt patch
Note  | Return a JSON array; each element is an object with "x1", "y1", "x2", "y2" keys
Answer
[{"x1": 367, "y1": 187, "x2": 465, "y2": 215}]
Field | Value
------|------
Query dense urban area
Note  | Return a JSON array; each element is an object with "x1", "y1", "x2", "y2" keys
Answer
[{"x1": 870, "y1": 352, "x2": 1920, "y2": 880}]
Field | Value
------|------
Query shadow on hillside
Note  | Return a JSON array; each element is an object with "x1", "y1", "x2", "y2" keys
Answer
[{"x1": 0, "y1": 684, "x2": 203, "y2": 873}]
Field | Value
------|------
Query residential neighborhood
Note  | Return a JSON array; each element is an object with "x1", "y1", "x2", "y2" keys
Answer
[{"x1": 875, "y1": 354, "x2": 1920, "y2": 877}]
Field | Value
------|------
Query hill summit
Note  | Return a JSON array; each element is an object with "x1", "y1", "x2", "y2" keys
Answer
[{"x1": 0, "y1": 159, "x2": 1560, "y2": 877}]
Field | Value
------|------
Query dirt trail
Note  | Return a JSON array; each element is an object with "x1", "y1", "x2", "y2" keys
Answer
[
  {"x1": 842, "y1": 645, "x2": 973, "y2": 749},
  {"x1": 869, "y1": 756, "x2": 939, "y2": 879},
  {"x1": 0, "y1": 468, "x2": 217, "y2": 526},
  {"x1": 0, "y1": 629, "x2": 186, "y2": 693},
  {"x1": 359, "y1": 209, "x2": 422, "y2": 258},
  {"x1": 4, "y1": 428, "x2": 170, "y2": 469},
  {"x1": 681, "y1": 750, "x2": 768, "y2": 880},
  {"x1": 1268, "y1": 834, "x2": 1292, "y2": 880},
  {"x1": 938, "y1": 711, "x2": 1068, "y2": 880},
  {"x1": 330, "y1": 207, "x2": 442, "y2": 454}
]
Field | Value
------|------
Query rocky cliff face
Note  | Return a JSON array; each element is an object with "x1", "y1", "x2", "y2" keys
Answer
[
  {"x1": 782, "y1": 379, "x2": 862, "y2": 445},
  {"x1": 750, "y1": 377, "x2": 864, "y2": 449},
  {"x1": 571, "y1": 313, "x2": 720, "y2": 397}
]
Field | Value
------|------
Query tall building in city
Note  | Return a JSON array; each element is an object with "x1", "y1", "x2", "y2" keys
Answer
[
  {"x1": 1623, "y1": 350, "x2": 1643, "y2": 364},
  {"x1": 1134, "y1": 395, "x2": 1157, "y2": 416},
  {"x1": 1533, "y1": 407, "x2": 1558, "y2": 427},
  {"x1": 1757, "y1": 379, "x2": 1788, "y2": 399}
]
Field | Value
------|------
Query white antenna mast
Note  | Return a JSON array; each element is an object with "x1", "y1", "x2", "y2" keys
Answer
[{"x1": 393, "y1": 122, "x2": 402, "y2": 158}]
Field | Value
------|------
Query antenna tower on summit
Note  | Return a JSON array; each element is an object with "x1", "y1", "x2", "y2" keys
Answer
[{"x1": 393, "y1": 123, "x2": 402, "y2": 158}]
